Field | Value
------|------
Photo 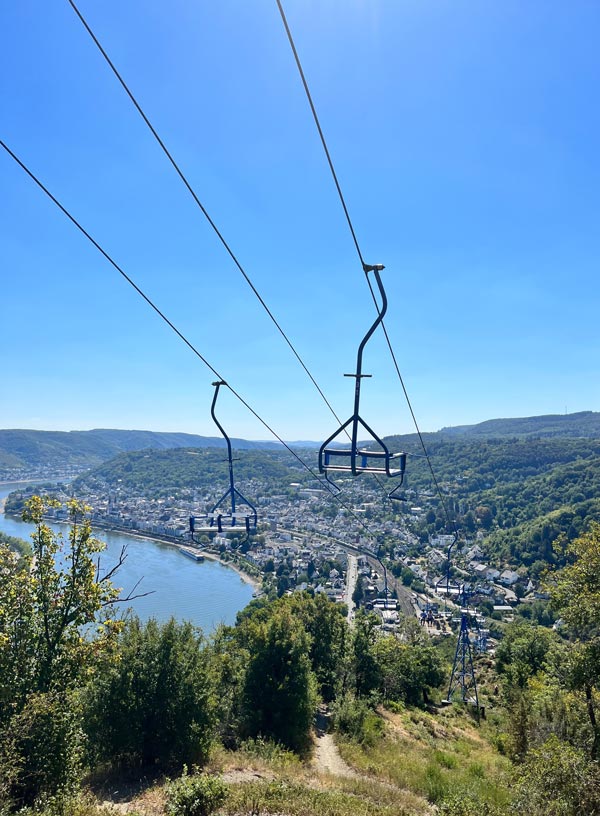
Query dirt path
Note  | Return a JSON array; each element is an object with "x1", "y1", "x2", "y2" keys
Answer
[{"x1": 312, "y1": 707, "x2": 357, "y2": 778}]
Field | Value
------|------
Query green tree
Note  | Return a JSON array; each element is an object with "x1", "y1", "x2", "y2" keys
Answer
[
  {"x1": 83, "y1": 617, "x2": 215, "y2": 770},
  {"x1": 351, "y1": 611, "x2": 380, "y2": 698},
  {"x1": 475, "y1": 505, "x2": 493, "y2": 530},
  {"x1": 352, "y1": 575, "x2": 364, "y2": 607},
  {"x1": 549, "y1": 523, "x2": 600, "y2": 758},
  {"x1": 0, "y1": 529, "x2": 30, "y2": 558},
  {"x1": 373, "y1": 634, "x2": 445, "y2": 705},
  {"x1": 288, "y1": 593, "x2": 349, "y2": 702},
  {"x1": 0, "y1": 691, "x2": 85, "y2": 811},
  {"x1": 0, "y1": 496, "x2": 124, "y2": 720},
  {"x1": 276, "y1": 574, "x2": 290, "y2": 596},
  {"x1": 401, "y1": 567, "x2": 415, "y2": 587},
  {"x1": 241, "y1": 606, "x2": 317, "y2": 753},
  {"x1": 0, "y1": 496, "x2": 136, "y2": 811},
  {"x1": 209, "y1": 625, "x2": 248, "y2": 748},
  {"x1": 495, "y1": 620, "x2": 555, "y2": 689}
]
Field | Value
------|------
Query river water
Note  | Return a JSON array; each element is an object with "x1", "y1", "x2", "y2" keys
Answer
[{"x1": 0, "y1": 482, "x2": 254, "y2": 632}]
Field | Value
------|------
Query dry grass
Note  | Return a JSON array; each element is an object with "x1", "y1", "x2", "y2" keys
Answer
[
  {"x1": 58, "y1": 706, "x2": 509, "y2": 815},
  {"x1": 336, "y1": 705, "x2": 512, "y2": 811},
  {"x1": 222, "y1": 778, "x2": 429, "y2": 816}
]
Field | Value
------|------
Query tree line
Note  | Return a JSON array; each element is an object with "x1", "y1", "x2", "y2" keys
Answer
[
  {"x1": 3, "y1": 496, "x2": 600, "y2": 816},
  {"x1": 0, "y1": 496, "x2": 444, "y2": 813}
]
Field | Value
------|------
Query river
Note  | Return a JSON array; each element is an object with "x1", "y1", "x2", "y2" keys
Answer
[{"x1": 0, "y1": 482, "x2": 254, "y2": 632}]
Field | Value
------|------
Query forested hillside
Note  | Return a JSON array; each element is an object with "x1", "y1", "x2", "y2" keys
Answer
[
  {"x1": 3, "y1": 412, "x2": 599, "y2": 474},
  {"x1": 72, "y1": 446, "x2": 308, "y2": 497},
  {"x1": 0, "y1": 428, "x2": 283, "y2": 472},
  {"x1": 384, "y1": 434, "x2": 600, "y2": 567},
  {"x1": 2, "y1": 496, "x2": 600, "y2": 816},
  {"x1": 439, "y1": 410, "x2": 600, "y2": 438}
]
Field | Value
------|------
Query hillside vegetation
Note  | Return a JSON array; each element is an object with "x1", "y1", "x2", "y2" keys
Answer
[
  {"x1": 71, "y1": 446, "x2": 308, "y2": 497},
  {"x1": 382, "y1": 434, "x2": 600, "y2": 567},
  {"x1": 439, "y1": 410, "x2": 600, "y2": 438},
  {"x1": 3, "y1": 497, "x2": 600, "y2": 815},
  {"x1": 0, "y1": 428, "x2": 282, "y2": 472},
  {"x1": 2, "y1": 411, "x2": 600, "y2": 473}
]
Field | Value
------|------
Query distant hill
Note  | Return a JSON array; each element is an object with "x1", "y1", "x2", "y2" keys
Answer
[
  {"x1": 381, "y1": 428, "x2": 600, "y2": 569},
  {"x1": 71, "y1": 446, "x2": 308, "y2": 498},
  {"x1": 0, "y1": 428, "x2": 284, "y2": 472},
  {"x1": 439, "y1": 411, "x2": 600, "y2": 439},
  {"x1": 3, "y1": 411, "x2": 599, "y2": 477}
]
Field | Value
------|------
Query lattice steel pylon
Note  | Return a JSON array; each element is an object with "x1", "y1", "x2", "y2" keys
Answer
[{"x1": 444, "y1": 607, "x2": 480, "y2": 719}]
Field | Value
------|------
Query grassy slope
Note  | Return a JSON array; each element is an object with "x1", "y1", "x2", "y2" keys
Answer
[
  {"x1": 336, "y1": 706, "x2": 511, "y2": 812},
  {"x1": 69, "y1": 705, "x2": 510, "y2": 815}
]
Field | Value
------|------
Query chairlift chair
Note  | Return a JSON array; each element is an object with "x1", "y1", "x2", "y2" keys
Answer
[
  {"x1": 190, "y1": 381, "x2": 257, "y2": 544},
  {"x1": 318, "y1": 264, "x2": 407, "y2": 497}
]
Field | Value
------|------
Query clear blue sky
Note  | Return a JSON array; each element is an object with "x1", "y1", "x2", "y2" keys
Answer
[{"x1": 1, "y1": 0, "x2": 599, "y2": 440}]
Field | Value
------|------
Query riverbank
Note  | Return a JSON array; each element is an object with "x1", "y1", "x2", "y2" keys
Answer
[
  {"x1": 203, "y1": 549, "x2": 262, "y2": 592},
  {"x1": 2, "y1": 507, "x2": 262, "y2": 593},
  {"x1": 0, "y1": 477, "x2": 74, "y2": 486},
  {"x1": 87, "y1": 522, "x2": 263, "y2": 592}
]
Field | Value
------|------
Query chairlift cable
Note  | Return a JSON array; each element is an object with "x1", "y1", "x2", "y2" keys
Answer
[
  {"x1": 274, "y1": 0, "x2": 365, "y2": 270},
  {"x1": 275, "y1": 0, "x2": 460, "y2": 535},
  {"x1": 375, "y1": 308, "x2": 461, "y2": 539},
  {"x1": 65, "y1": 0, "x2": 352, "y2": 446},
  {"x1": 0, "y1": 139, "x2": 379, "y2": 542}
]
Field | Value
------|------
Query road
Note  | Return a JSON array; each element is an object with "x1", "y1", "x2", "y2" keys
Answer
[{"x1": 344, "y1": 554, "x2": 358, "y2": 627}]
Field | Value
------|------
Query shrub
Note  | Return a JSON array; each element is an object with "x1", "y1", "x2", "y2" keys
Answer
[
  {"x1": 83, "y1": 617, "x2": 215, "y2": 771},
  {"x1": 237, "y1": 737, "x2": 298, "y2": 770},
  {"x1": 513, "y1": 735, "x2": 600, "y2": 816},
  {"x1": 165, "y1": 770, "x2": 228, "y2": 816},
  {"x1": 438, "y1": 792, "x2": 508, "y2": 816},
  {"x1": 0, "y1": 692, "x2": 84, "y2": 812},
  {"x1": 332, "y1": 695, "x2": 383, "y2": 747}
]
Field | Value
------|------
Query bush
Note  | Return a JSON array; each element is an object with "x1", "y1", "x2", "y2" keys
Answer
[
  {"x1": 332, "y1": 694, "x2": 383, "y2": 747},
  {"x1": 237, "y1": 737, "x2": 298, "y2": 770},
  {"x1": 165, "y1": 770, "x2": 228, "y2": 816},
  {"x1": 513, "y1": 735, "x2": 600, "y2": 816},
  {"x1": 438, "y1": 792, "x2": 508, "y2": 816},
  {"x1": 13, "y1": 794, "x2": 119, "y2": 815},
  {"x1": 0, "y1": 692, "x2": 84, "y2": 812},
  {"x1": 83, "y1": 617, "x2": 215, "y2": 771}
]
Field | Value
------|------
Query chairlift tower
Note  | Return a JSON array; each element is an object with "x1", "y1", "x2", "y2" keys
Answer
[{"x1": 444, "y1": 586, "x2": 480, "y2": 720}]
